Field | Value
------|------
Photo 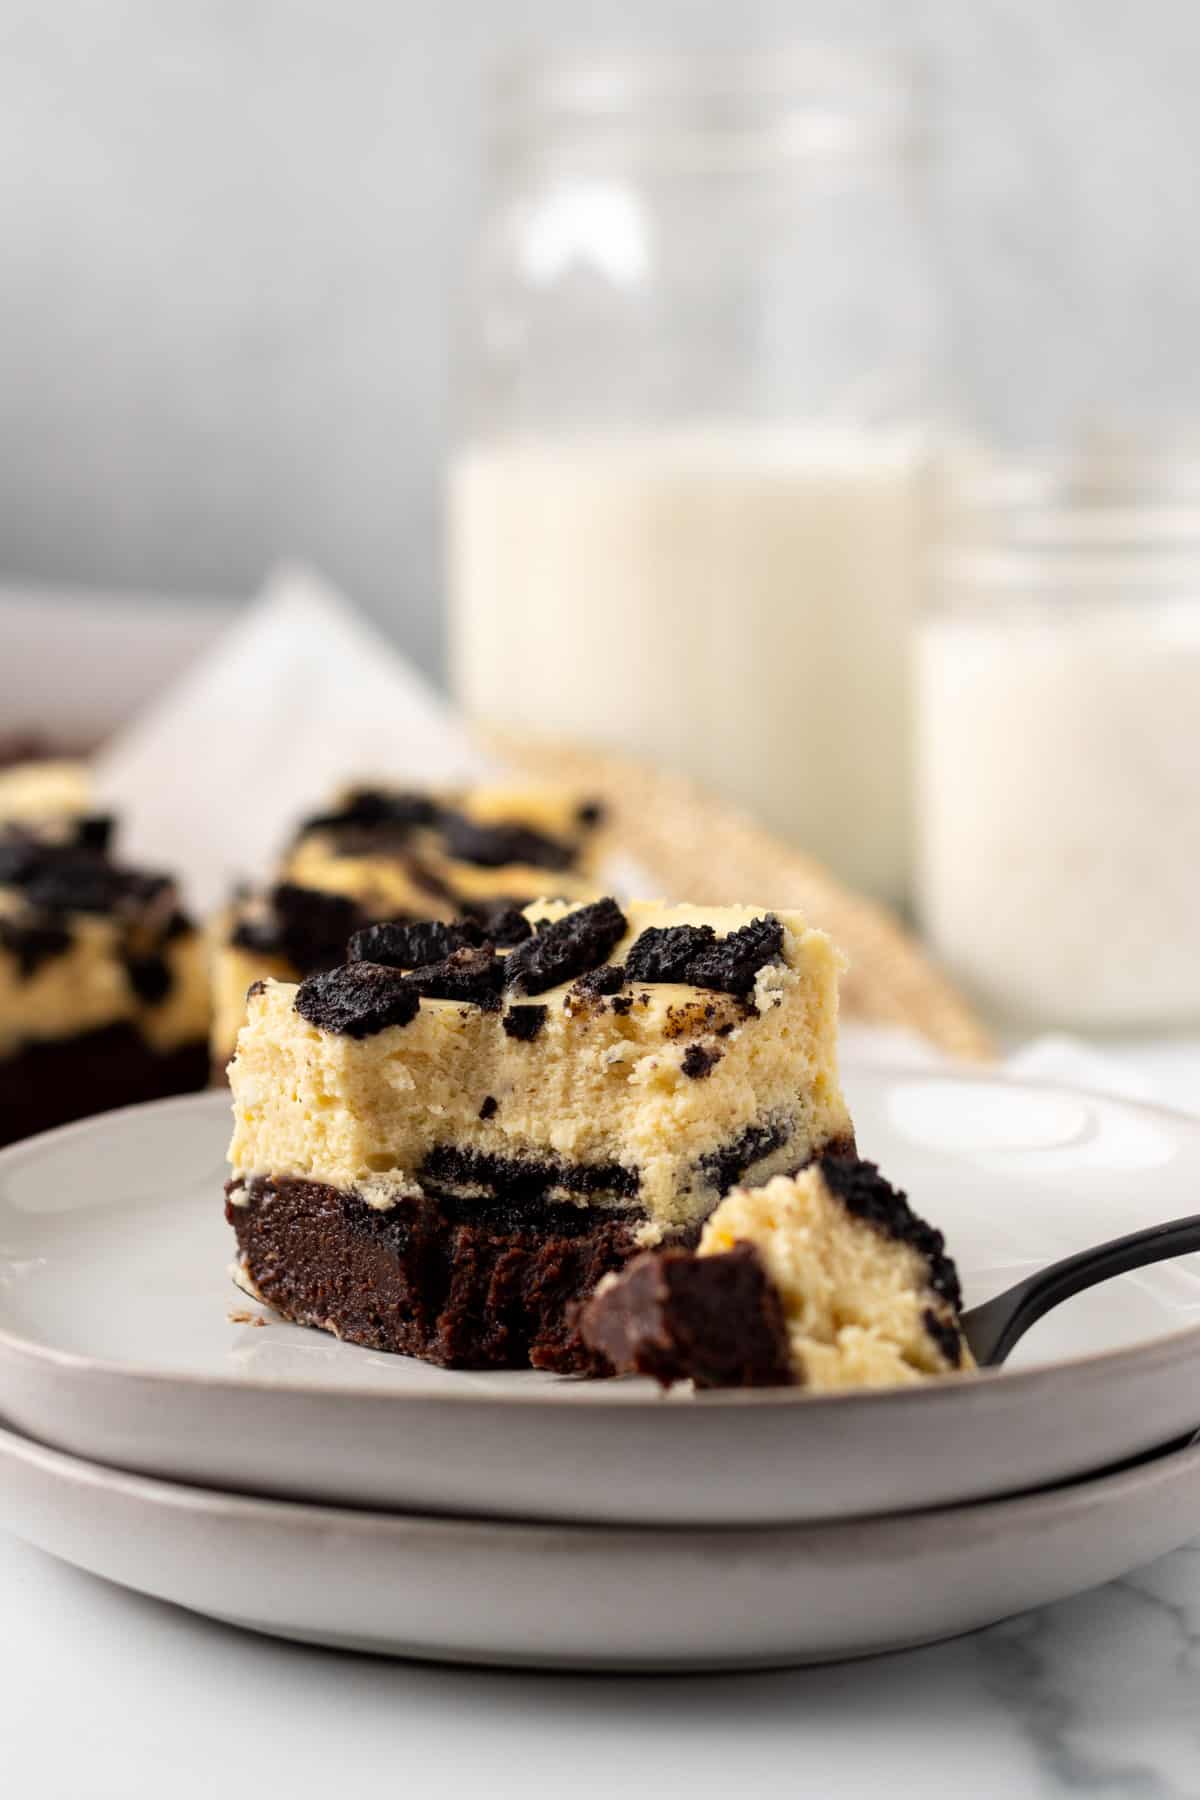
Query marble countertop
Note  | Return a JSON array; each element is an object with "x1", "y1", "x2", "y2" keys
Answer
[
  {"x1": 5, "y1": 1036, "x2": 1200, "y2": 1796},
  {"x1": 3, "y1": 1527, "x2": 1198, "y2": 1799}
]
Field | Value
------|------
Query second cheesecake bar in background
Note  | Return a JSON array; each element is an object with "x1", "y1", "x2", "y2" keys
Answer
[{"x1": 210, "y1": 780, "x2": 608, "y2": 1072}]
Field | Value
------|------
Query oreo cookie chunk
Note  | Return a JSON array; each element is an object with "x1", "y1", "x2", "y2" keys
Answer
[{"x1": 504, "y1": 898, "x2": 627, "y2": 996}]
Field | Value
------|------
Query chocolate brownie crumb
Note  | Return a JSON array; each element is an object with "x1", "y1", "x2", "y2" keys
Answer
[
  {"x1": 439, "y1": 812, "x2": 575, "y2": 872},
  {"x1": 571, "y1": 963, "x2": 626, "y2": 1000},
  {"x1": 403, "y1": 945, "x2": 505, "y2": 1010},
  {"x1": 0, "y1": 916, "x2": 73, "y2": 979},
  {"x1": 350, "y1": 917, "x2": 484, "y2": 969},
  {"x1": 479, "y1": 1095, "x2": 498, "y2": 1120},
  {"x1": 922, "y1": 1306, "x2": 964, "y2": 1369},
  {"x1": 124, "y1": 952, "x2": 173, "y2": 1006},
  {"x1": 504, "y1": 897, "x2": 627, "y2": 995},
  {"x1": 295, "y1": 962, "x2": 421, "y2": 1038},
  {"x1": 579, "y1": 1243, "x2": 794, "y2": 1389},
  {"x1": 819, "y1": 1155, "x2": 963, "y2": 1313},
  {"x1": 681, "y1": 1043, "x2": 721, "y2": 1079},
  {"x1": 233, "y1": 883, "x2": 364, "y2": 975},
  {"x1": 502, "y1": 1004, "x2": 548, "y2": 1042}
]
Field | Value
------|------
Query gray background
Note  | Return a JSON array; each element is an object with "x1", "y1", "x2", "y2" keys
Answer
[{"x1": 2, "y1": 1, "x2": 1197, "y2": 676}]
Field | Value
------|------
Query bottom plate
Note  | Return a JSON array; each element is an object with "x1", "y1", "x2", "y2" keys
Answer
[{"x1": 0, "y1": 1421, "x2": 1198, "y2": 1669}]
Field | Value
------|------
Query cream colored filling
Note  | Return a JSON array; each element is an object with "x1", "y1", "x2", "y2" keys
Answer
[
  {"x1": 699, "y1": 1170, "x2": 972, "y2": 1390},
  {"x1": 0, "y1": 898, "x2": 209, "y2": 1059},
  {"x1": 227, "y1": 900, "x2": 851, "y2": 1233},
  {"x1": 0, "y1": 760, "x2": 92, "y2": 825}
]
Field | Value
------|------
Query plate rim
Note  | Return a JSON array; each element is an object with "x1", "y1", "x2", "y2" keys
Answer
[
  {"x1": 2, "y1": 1067, "x2": 1200, "y2": 1415},
  {"x1": 1, "y1": 1410, "x2": 1198, "y2": 1542}
]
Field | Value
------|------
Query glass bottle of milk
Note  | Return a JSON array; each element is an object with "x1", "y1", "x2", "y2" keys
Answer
[{"x1": 449, "y1": 50, "x2": 943, "y2": 905}]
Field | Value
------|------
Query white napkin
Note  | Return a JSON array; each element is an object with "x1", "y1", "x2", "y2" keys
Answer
[{"x1": 94, "y1": 566, "x2": 493, "y2": 912}]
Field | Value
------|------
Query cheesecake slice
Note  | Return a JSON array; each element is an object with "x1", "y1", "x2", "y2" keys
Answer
[
  {"x1": 579, "y1": 1157, "x2": 973, "y2": 1390},
  {"x1": 225, "y1": 897, "x2": 853, "y2": 1371},
  {"x1": 0, "y1": 782, "x2": 209, "y2": 1147},
  {"x1": 210, "y1": 780, "x2": 607, "y2": 1070}
]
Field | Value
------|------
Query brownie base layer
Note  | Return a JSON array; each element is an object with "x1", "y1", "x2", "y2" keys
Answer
[
  {"x1": 580, "y1": 1243, "x2": 796, "y2": 1390},
  {"x1": 0, "y1": 1024, "x2": 209, "y2": 1149},
  {"x1": 226, "y1": 1175, "x2": 704, "y2": 1374}
]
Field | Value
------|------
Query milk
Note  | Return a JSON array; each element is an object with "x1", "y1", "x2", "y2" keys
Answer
[
  {"x1": 918, "y1": 596, "x2": 1200, "y2": 1029},
  {"x1": 448, "y1": 429, "x2": 930, "y2": 904}
]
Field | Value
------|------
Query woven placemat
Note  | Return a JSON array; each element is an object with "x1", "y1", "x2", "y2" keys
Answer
[{"x1": 488, "y1": 729, "x2": 992, "y2": 1062}]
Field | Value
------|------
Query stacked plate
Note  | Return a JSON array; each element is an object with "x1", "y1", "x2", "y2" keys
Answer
[{"x1": 1, "y1": 1064, "x2": 1200, "y2": 1668}]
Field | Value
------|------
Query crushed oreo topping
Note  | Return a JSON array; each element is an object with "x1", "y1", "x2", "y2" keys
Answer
[
  {"x1": 469, "y1": 904, "x2": 534, "y2": 947},
  {"x1": 479, "y1": 1095, "x2": 498, "y2": 1120},
  {"x1": 819, "y1": 1155, "x2": 964, "y2": 1314},
  {"x1": 504, "y1": 897, "x2": 627, "y2": 996},
  {"x1": 75, "y1": 814, "x2": 116, "y2": 853},
  {"x1": 233, "y1": 884, "x2": 365, "y2": 975},
  {"x1": 576, "y1": 801, "x2": 605, "y2": 829},
  {"x1": 439, "y1": 812, "x2": 575, "y2": 871},
  {"x1": 298, "y1": 788, "x2": 438, "y2": 840},
  {"x1": 570, "y1": 963, "x2": 626, "y2": 1001},
  {"x1": 0, "y1": 916, "x2": 73, "y2": 979},
  {"x1": 0, "y1": 839, "x2": 174, "y2": 919},
  {"x1": 246, "y1": 979, "x2": 268, "y2": 1000},
  {"x1": 350, "y1": 917, "x2": 484, "y2": 969},
  {"x1": 624, "y1": 924, "x2": 715, "y2": 985},
  {"x1": 402, "y1": 945, "x2": 505, "y2": 1010},
  {"x1": 294, "y1": 962, "x2": 421, "y2": 1038},
  {"x1": 502, "y1": 1004, "x2": 548, "y2": 1042},
  {"x1": 922, "y1": 1306, "x2": 964, "y2": 1370},
  {"x1": 624, "y1": 915, "x2": 784, "y2": 997},
  {"x1": 611, "y1": 994, "x2": 634, "y2": 1016},
  {"x1": 680, "y1": 1043, "x2": 721, "y2": 1079},
  {"x1": 124, "y1": 953, "x2": 173, "y2": 1006}
]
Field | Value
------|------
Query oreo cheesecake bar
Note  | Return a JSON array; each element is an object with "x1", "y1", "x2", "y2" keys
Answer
[
  {"x1": 211, "y1": 781, "x2": 606, "y2": 1071},
  {"x1": 0, "y1": 801, "x2": 210, "y2": 1147},
  {"x1": 225, "y1": 897, "x2": 853, "y2": 1371},
  {"x1": 580, "y1": 1157, "x2": 972, "y2": 1389}
]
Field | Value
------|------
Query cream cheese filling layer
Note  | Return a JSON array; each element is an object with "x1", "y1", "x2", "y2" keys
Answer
[
  {"x1": 227, "y1": 901, "x2": 851, "y2": 1234},
  {"x1": 699, "y1": 1170, "x2": 972, "y2": 1389}
]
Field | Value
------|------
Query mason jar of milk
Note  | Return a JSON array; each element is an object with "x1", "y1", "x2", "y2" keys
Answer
[{"x1": 449, "y1": 49, "x2": 943, "y2": 905}]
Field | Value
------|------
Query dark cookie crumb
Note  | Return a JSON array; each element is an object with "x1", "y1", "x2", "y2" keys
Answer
[
  {"x1": 699, "y1": 1117, "x2": 792, "y2": 1195},
  {"x1": 350, "y1": 917, "x2": 484, "y2": 969},
  {"x1": 623, "y1": 923, "x2": 715, "y2": 985},
  {"x1": 295, "y1": 962, "x2": 421, "y2": 1038},
  {"x1": 502, "y1": 1004, "x2": 548, "y2": 1042},
  {"x1": 420, "y1": 1144, "x2": 639, "y2": 1206},
  {"x1": 439, "y1": 813, "x2": 575, "y2": 872},
  {"x1": 468, "y1": 904, "x2": 534, "y2": 947},
  {"x1": 576, "y1": 801, "x2": 605, "y2": 829},
  {"x1": 246, "y1": 979, "x2": 268, "y2": 1000},
  {"x1": 0, "y1": 839, "x2": 174, "y2": 920},
  {"x1": 922, "y1": 1306, "x2": 964, "y2": 1370},
  {"x1": 504, "y1": 897, "x2": 627, "y2": 996},
  {"x1": 124, "y1": 952, "x2": 173, "y2": 1006},
  {"x1": 570, "y1": 963, "x2": 626, "y2": 1001},
  {"x1": 819, "y1": 1155, "x2": 963, "y2": 1313},
  {"x1": 624, "y1": 915, "x2": 784, "y2": 997},
  {"x1": 0, "y1": 916, "x2": 73, "y2": 979},
  {"x1": 232, "y1": 883, "x2": 365, "y2": 975},
  {"x1": 75, "y1": 814, "x2": 116, "y2": 853},
  {"x1": 681, "y1": 1043, "x2": 721, "y2": 1079},
  {"x1": 298, "y1": 788, "x2": 438, "y2": 840},
  {"x1": 479, "y1": 1095, "x2": 499, "y2": 1120},
  {"x1": 610, "y1": 994, "x2": 634, "y2": 1016},
  {"x1": 403, "y1": 945, "x2": 505, "y2": 1010}
]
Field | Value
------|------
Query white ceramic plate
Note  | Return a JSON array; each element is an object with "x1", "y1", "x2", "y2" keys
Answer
[
  {"x1": 0, "y1": 1418, "x2": 1197, "y2": 1668},
  {"x1": 1, "y1": 1068, "x2": 1200, "y2": 1527}
]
